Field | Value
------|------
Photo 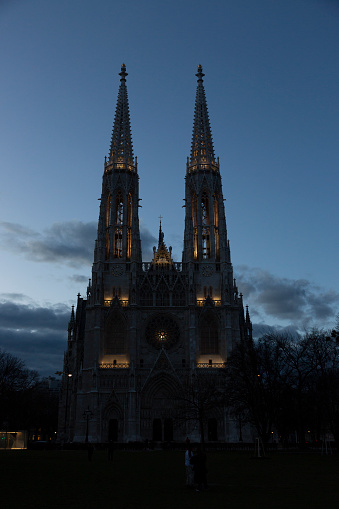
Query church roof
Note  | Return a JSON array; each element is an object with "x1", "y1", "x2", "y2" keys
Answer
[
  {"x1": 189, "y1": 65, "x2": 218, "y2": 172},
  {"x1": 108, "y1": 64, "x2": 135, "y2": 168}
]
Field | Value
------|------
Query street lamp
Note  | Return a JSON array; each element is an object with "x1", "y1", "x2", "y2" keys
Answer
[{"x1": 83, "y1": 407, "x2": 93, "y2": 443}]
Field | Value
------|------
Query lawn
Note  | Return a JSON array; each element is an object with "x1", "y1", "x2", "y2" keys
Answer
[{"x1": 1, "y1": 449, "x2": 339, "y2": 509}]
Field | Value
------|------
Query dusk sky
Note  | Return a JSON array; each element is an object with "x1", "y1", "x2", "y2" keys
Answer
[{"x1": 1, "y1": 0, "x2": 338, "y2": 377}]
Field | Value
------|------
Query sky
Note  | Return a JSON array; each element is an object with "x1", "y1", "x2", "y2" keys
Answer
[{"x1": 0, "y1": 0, "x2": 338, "y2": 377}]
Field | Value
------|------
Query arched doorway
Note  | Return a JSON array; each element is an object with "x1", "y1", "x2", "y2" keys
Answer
[
  {"x1": 103, "y1": 401, "x2": 123, "y2": 442},
  {"x1": 208, "y1": 418, "x2": 218, "y2": 441},
  {"x1": 164, "y1": 418, "x2": 173, "y2": 442},
  {"x1": 153, "y1": 419, "x2": 162, "y2": 441},
  {"x1": 141, "y1": 373, "x2": 182, "y2": 442},
  {"x1": 108, "y1": 419, "x2": 118, "y2": 442}
]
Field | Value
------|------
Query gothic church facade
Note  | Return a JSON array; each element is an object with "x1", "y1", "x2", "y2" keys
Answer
[{"x1": 58, "y1": 65, "x2": 252, "y2": 443}]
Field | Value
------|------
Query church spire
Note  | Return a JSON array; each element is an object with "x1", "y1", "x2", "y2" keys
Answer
[
  {"x1": 108, "y1": 64, "x2": 135, "y2": 169},
  {"x1": 189, "y1": 65, "x2": 218, "y2": 172},
  {"x1": 158, "y1": 217, "x2": 164, "y2": 247}
]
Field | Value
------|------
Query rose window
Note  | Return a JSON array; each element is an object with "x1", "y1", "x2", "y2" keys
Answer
[{"x1": 145, "y1": 314, "x2": 180, "y2": 349}]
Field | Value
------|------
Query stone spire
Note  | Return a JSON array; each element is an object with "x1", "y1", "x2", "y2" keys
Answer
[
  {"x1": 158, "y1": 217, "x2": 164, "y2": 247},
  {"x1": 108, "y1": 64, "x2": 134, "y2": 168},
  {"x1": 189, "y1": 65, "x2": 217, "y2": 171}
]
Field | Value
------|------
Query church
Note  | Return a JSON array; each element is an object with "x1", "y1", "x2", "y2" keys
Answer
[{"x1": 58, "y1": 64, "x2": 252, "y2": 444}]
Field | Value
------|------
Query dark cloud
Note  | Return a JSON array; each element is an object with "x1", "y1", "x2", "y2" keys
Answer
[
  {"x1": 0, "y1": 328, "x2": 66, "y2": 378},
  {"x1": 236, "y1": 266, "x2": 339, "y2": 330},
  {"x1": 0, "y1": 299, "x2": 69, "y2": 377},
  {"x1": 70, "y1": 274, "x2": 90, "y2": 284},
  {"x1": 252, "y1": 323, "x2": 300, "y2": 340},
  {"x1": 0, "y1": 220, "x2": 96, "y2": 267},
  {"x1": 140, "y1": 224, "x2": 157, "y2": 261},
  {"x1": 0, "y1": 220, "x2": 161, "y2": 266},
  {"x1": 0, "y1": 301, "x2": 69, "y2": 330}
]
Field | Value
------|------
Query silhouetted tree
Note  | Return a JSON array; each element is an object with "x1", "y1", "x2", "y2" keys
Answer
[
  {"x1": 225, "y1": 326, "x2": 339, "y2": 447},
  {"x1": 273, "y1": 330, "x2": 339, "y2": 445},
  {"x1": 176, "y1": 370, "x2": 225, "y2": 445},
  {"x1": 0, "y1": 349, "x2": 38, "y2": 429},
  {"x1": 225, "y1": 335, "x2": 289, "y2": 443},
  {"x1": 307, "y1": 327, "x2": 339, "y2": 444},
  {"x1": 26, "y1": 382, "x2": 59, "y2": 440}
]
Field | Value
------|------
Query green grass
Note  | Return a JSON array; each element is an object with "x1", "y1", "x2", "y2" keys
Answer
[{"x1": 1, "y1": 449, "x2": 339, "y2": 509}]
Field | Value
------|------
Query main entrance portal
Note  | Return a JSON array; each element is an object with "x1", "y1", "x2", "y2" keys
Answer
[{"x1": 152, "y1": 418, "x2": 173, "y2": 441}]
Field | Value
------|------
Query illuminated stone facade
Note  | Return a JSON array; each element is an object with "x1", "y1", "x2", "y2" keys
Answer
[{"x1": 58, "y1": 65, "x2": 252, "y2": 443}]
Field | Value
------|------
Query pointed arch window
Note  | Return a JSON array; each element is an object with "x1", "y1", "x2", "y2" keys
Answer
[
  {"x1": 213, "y1": 194, "x2": 219, "y2": 228},
  {"x1": 127, "y1": 193, "x2": 132, "y2": 260},
  {"x1": 172, "y1": 281, "x2": 186, "y2": 306},
  {"x1": 114, "y1": 191, "x2": 123, "y2": 258},
  {"x1": 200, "y1": 313, "x2": 219, "y2": 354},
  {"x1": 140, "y1": 280, "x2": 153, "y2": 306},
  {"x1": 105, "y1": 193, "x2": 111, "y2": 260},
  {"x1": 201, "y1": 192, "x2": 210, "y2": 259},
  {"x1": 213, "y1": 194, "x2": 220, "y2": 260},
  {"x1": 104, "y1": 313, "x2": 126, "y2": 355},
  {"x1": 201, "y1": 192, "x2": 209, "y2": 226},
  {"x1": 156, "y1": 280, "x2": 170, "y2": 307},
  {"x1": 192, "y1": 193, "x2": 198, "y2": 260}
]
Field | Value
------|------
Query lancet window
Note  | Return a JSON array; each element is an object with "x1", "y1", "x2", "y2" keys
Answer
[
  {"x1": 214, "y1": 194, "x2": 220, "y2": 260},
  {"x1": 213, "y1": 194, "x2": 219, "y2": 227},
  {"x1": 172, "y1": 282, "x2": 186, "y2": 306},
  {"x1": 156, "y1": 280, "x2": 170, "y2": 307},
  {"x1": 140, "y1": 281, "x2": 153, "y2": 306},
  {"x1": 192, "y1": 193, "x2": 198, "y2": 260},
  {"x1": 127, "y1": 193, "x2": 132, "y2": 260},
  {"x1": 201, "y1": 192, "x2": 210, "y2": 259},
  {"x1": 104, "y1": 313, "x2": 126, "y2": 355},
  {"x1": 114, "y1": 191, "x2": 123, "y2": 258},
  {"x1": 200, "y1": 313, "x2": 219, "y2": 354},
  {"x1": 105, "y1": 193, "x2": 111, "y2": 260}
]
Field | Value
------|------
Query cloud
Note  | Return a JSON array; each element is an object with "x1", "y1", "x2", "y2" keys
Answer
[
  {"x1": 0, "y1": 220, "x2": 96, "y2": 267},
  {"x1": 0, "y1": 293, "x2": 34, "y2": 303},
  {"x1": 69, "y1": 274, "x2": 90, "y2": 285},
  {"x1": 236, "y1": 266, "x2": 339, "y2": 331},
  {"x1": 0, "y1": 220, "x2": 162, "y2": 266},
  {"x1": 0, "y1": 298, "x2": 69, "y2": 377},
  {"x1": 0, "y1": 328, "x2": 66, "y2": 378},
  {"x1": 0, "y1": 300, "x2": 68, "y2": 330},
  {"x1": 252, "y1": 323, "x2": 301, "y2": 340},
  {"x1": 140, "y1": 223, "x2": 157, "y2": 261}
]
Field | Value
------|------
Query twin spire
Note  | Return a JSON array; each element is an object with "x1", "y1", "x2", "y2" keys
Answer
[
  {"x1": 109, "y1": 64, "x2": 135, "y2": 169},
  {"x1": 109, "y1": 64, "x2": 217, "y2": 172},
  {"x1": 189, "y1": 64, "x2": 217, "y2": 170}
]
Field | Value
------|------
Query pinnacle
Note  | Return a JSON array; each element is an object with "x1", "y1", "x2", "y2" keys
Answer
[
  {"x1": 158, "y1": 216, "x2": 164, "y2": 247},
  {"x1": 189, "y1": 65, "x2": 216, "y2": 170},
  {"x1": 196, "y1": 64, "x2": 205, "y2": 82},
  {"x1": 119, "y1": 63, "x2": 127, "y2": 81},
  {"x1": 108, "y1": 64, "x2": 135, "y2": 168}
]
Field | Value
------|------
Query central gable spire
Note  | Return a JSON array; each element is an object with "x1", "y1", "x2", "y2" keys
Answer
[
  {"x1": 189, "y1": 65, "x2": 218, "y2": 173},
  {"x1": 108, "y1": 64, "x2": 135, "y2": 170}
]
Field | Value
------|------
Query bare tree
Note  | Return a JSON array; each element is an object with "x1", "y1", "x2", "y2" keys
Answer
[
  {"x1": 225, "y1": 327, "x2": 339, "y2": 447},
  {"x1": 175, "y1": 370, "x2": 225, "y2": 446},
  {"x1": 225, "y1": 335, "x2": 292, "y2": 444},
  {"x1": 0, "y1": 349, "x2": 39, "y2": 429}
]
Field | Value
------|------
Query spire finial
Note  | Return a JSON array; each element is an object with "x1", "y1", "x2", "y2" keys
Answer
[
  {"x1": 196, "y1": 64, "x2": 205, "y2": 82},
  {"x1": 158, "y1": 215, "x2": 164, "y2": 246},
  {"x1": 119, "y1": 63, "x2": 128, "y2": 82}
]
